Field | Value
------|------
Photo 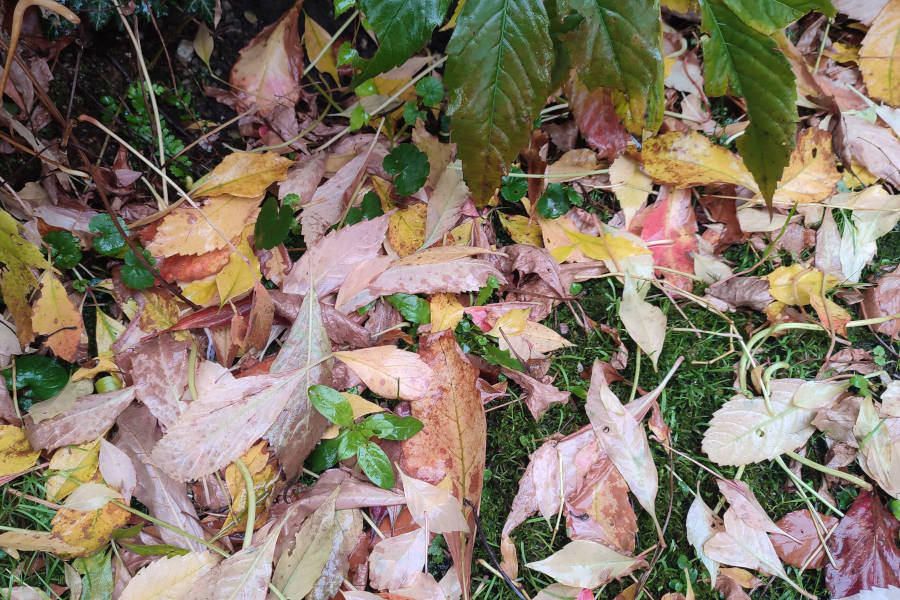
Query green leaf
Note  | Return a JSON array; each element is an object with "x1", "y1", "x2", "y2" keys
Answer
[
  {"x1": 403, "y1": 101, "x2": 428, "y2": 126},
  {"x1": 346, "y1": 191, "x2": 385, "y2": 225},
  {"x1": 119, "y1": 542, "x2": 190, "y2": 557},
  {"x1": 89, "y1": 214, "x2": 129, "y2": 257},
  {"x1": 565, "y1": 0, "x2": 664, "y2": 132},
  {"x1": 475, "y1": 275, "x2": 500, "y2": 306},
  {"x1": 385, "y1": 293, "x2": 431, "y2": 324},
  {"x1": 699, "y1": 0, "x2": 797, "y2": 205},
  {"x1": 307, "y1": 437, "x2": 341, "y2": 471},
  {"x1": 720, "y1": 0, "x2": 835, "y2": 35},
  {"x1": 122, "y1": 249, "x2": 156, "y2": 290},
  {"x1": 537, "y1": 183, "x2": 572, "y2": 219},
  {"x1": 416, "y1": 76, "x2": 445, "y2": 107},
  {"x1": 308, "y1": 385, "x2": 355, "y2": 427},
  {"x1": 363, "y1": 413, "x2": 424, "y2": 441},
  {"x1": 43, "y1": 231, "x2": 82, "y2": 269},
  {"x1": 482, "y1": 344, "x2": 525, "y2": 371},
  {"x1": 351, "y1": 0, "x2": 451, "y2": 85},
  {"x1": 255, "y1": 197, "x2": 294, "y2": 250},
  {"x1": 338, "y1": 430, "x2": 367, "y2": 460},
  {"x1": 73, "y1": 550, "x2": 113, "y2": 600},
  {"x1": 383, "y1": 143, "x2": 430, "y2": 196},
  {"x1": 349, "y1": 105, "x2": 370, "y2": 131},
  {"x1": 357, "y1": 441, "x2": 395, "y2": 488},
  {"x1": 3, "y1": 355, "x2": 69, "y2": 401},
  {"x1": 337, "y1": 41, "x2": 359, "y2": 66},
  {"x1": 335, "y1": 0, "x2": 356, "y2": 17},
  {"x1": 500, "y1": 167, "x2": 529, "y2": 203},
  {"x1": 445, "y1": 0, "x2": 554, "y2": 203}
]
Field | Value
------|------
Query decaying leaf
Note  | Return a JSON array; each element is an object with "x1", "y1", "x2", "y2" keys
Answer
[
  {"x1": 335, "y1": 346, "x2": 434, "y2": 401},
  {"x1": 769, "y1": 509, "x2": 839, "y2": 569},
  {"x1": 0, "y1": 425, "x2": 40, "y2": 477},
  {"x1": 525, "y1": 540, "x2": 646, "y2": 588},
  {"x1": 368, "y1": 527, "x2": 428, "y2": 591},
  {"x1": 120, "y1": 552, "x2": 221, "y2": 600},
  {"x1": 400, "y1": 469, "x2": 469, "y2": 533},
  {"x1": 618, "y1": 276, "x2": 666, "y2": 369},
  {"x1": 25, "y1": 387, "x2": 135, "y2": 452},
  {"x1": 31, "y1": 271, "x2": 84, "y2": 362}
]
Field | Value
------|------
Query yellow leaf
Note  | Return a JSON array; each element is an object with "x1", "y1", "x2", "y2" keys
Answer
[
  {"x1": 430, "y1": 293, "x2": 464, "y2": 333},
  {"x1": 50, "y1": 502, "x2": 131, "y2": 556},
  {"x1": 662, "y1": 0, "x2": 699, "y2": 12},
  {"x1": 609, "y1": 155, "x2": 653, "y2": 228},
  {"x1": 824, "y1": 41, "x2": 859, "y2": 63},
  {"x1": 183, "y1": 276, "x2": 218, "y2": 306},
  {"x1": 810, "y1": 294, "x2": 852, "y2": 335},
  {"x1": 387, "y1": 203, "x2": 427, "y2": 257},
  {"x1": 191, "y1": 152, "x2": 292, "y2": 198},
  {"x1": 0, "y1": 530, "x2": 83, "y2": 555},
  {"x1": 496, "y1": 320, "x2": 574, "y2": 361},
  {"x1": 138, "y1": 289, "x2": 183, "y2": 332},
  {"x1": 765, "y1": 264, "x2": 839, "y2": 306},
  {"x1": 146, "y1": 195, "x2": 262, "y2": 257},
  {"x1": 193, "y1": 22, "x2": 214, "y2": 68},
  {"x1": 46, "y1": 440, "x2": 101, "y2": 502},
  {"x1": 486, "y1": 308, "x2": 530, "y2": 338},
  {"x1": 322, "y1": 392, "x2": 386, "y2": 439},
  {"x1": 0, "y1": 210, "x2": 50, "y2": 343},
  {"x1": 0, "y1": 426, "x2": 40, "y2": 477},
  {"x1": 770, "y1": 129, "x2": 841, "y2": 204},
  {"x1": 641, "y1": 131, "x2": 757, "y2": 189},
  {"x1": 859, "y1": 0, "x2": 900, "y2": 104},
  {"x1": 564, "y1": 229, "x2": 651, "y2": 262},
  {"x1": 95, "y1": 310, "x2": 125, "y2": 360},
  {"x1": 498, "y1": 213, "x2": 543, "y2": 246},
  {"x1": 120, "y1": 552, "x2": 221, "y2": 600},
  {"x1": 215, "y1": 232, "x2": 261, "y2": 305},
  {"x1": 540, "y1": 216, "x2": 587, "y2": 262},
  {"x1": 71, "y1": 358, "x2": 120, "y2": 382},
  {"x1": 303, "y1": 16, "x2": 339, "y2": 81},
  {"x1": 448, "y1": 219, "x2": 474, "y2": 245},
  {"x1": 31, "y1": 271, "x2": 85, "y2": 362},
  {"x1": 222, "y1": 442, "x2": 279, "y2": 533}
]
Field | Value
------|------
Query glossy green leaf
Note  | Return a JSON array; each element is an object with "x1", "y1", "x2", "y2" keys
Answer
[
  {"x1": 383, "y1": 143, "x2": 430, "y2": 196},
  {"x1": 352, "y1": 0, "x2": 451, "y2": 85},
  {"x1": 721, "y1": 0, "x2": 835, "y2": 35},
  {"x1": 537, "y1": 183, "x2": 573, "y2": 219},
  {"x1": 385, "y1": 293, "x2": 431, "y2": 324},
  {"x1": 416, "y1": 76, "x2": 445, "y2": 107},
  {"x1": 337, "y1": 41, "x2": 359, "y2": 66},
  {"x1": 307, "y1": 437, "x2": 341, "y2": 471},
  {"x1": 308, "y1": 385, "x2": 355, "y2": 427},
  {"x1": 337, "y1": 430, "x2": 366, "y2": 460},
  {"x1": 363, "y1": 413, "x2": 425, "y2": 440},
  {"x1": 254, "y1": 197, "x2": 294, "y2": 250},
  {"x1": 43, "y1": 231, "x2": 82, "y2": 269},
  {"x1": 357, "y1": 441, "x2": 395, "y2": 488},
  {"x1": 334, "y1": 0, "x2": 355, "y2": 17},
  {"x1": 89, "y1": 214, "x2": 129, "y2": 257},
  {"x1": 565, "y1": 0, "x2": 664, "y2": 131},
  {"x1": 121, "y1": 248, "x2": 156, "y2": 290},
  {"x1": 482, "y1": 344, "x2": 525, "y2": 371},
  {"x1": 700, "y1": 0, "x2": 797, "y2": 205},
  {"x1": 500, "y1": 167, "x2": 529, "y2": 203},
  {"x1": 446, "y1": 0, "x2": 554, "y2": 202},
  {"x1": 3, "y1": 355, "x2": 69, "y2": 401}
]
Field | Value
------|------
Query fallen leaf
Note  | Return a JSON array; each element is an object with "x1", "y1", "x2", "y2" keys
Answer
[
  {"x1": 399, "y1": 469, "x2": 469, "y2": 533},
  {"x1": 50, "y1": 501, "x2": 131, "y2": 556},
  {"x1": 369, "y1": 258, "x2": 506, "y2": 296},
  {"x1": 717, "y1": 479, "x2": 789, "y2": 537},
  {"x1": 121, "y1": 335, "x2": 191, "y2": 429},
  {"x1": 858, "y1": 0, "x2": 900, "y2": 104},
  {"x1": 830, "y1": 187, "x2": 900, "y2": 283},
  {"x1": 368, "y1": 528, "x2": 428, "y2": 591},
  {"x1": 853, "y1": 396, "x2": 900, "y2": 498},
  {"x1": 388, "y1": 203, "x2": 427, "y2": 257},
  {"x1": 500, "y1": 368, "x2": 570, "y2": 421},
  {"x1": 46, "y1": 440, "x2": 101, "y2": 502},
  {"x1": 335, "y1": 346, "x2": 434, "y2": 401},
  {"x1": 193, "y1": 22, "x2": 214, "y2": 67},
  {"x1": 840, "y1": 115, "x2": 900, "y2": 189},
  {"x1": 0, "y1": 530, "x2": 84, "y2": 555},
  {"x1": 619, "y1": 276, "x2": 667, "y2": 369},
  {"x1": 567, "y1": 77, "x2": 631, "y2": 159},
  {"x1": 187, "y1": 525, "x2": 279, "y2": 600},
  {"x1": 120, "y1": 552, "x2": 221, "y2": 600},
  {"x1": 430, "y1": 293, "x2": 465, "y2": 333},
  {"x1": 215, "y1": 231, "x2": 262, "y2": 305},
  {"x1": 31, "y1": 271, "x2": 84, "y2": 362},
  {"x1": 98, "y1": 438, "x2": 136, "y2": 503},
  {"x1": 640, "y1": 187, "x2": 697, "y2": 291},
  {"x1": 862, "y1": 264, "x2": 900, "y2": 339},
  {"x1": 146, "y1": 195, "x2": 262, "y2": 258},
  {"x1": 422, "y1": 162, "x2": 469, "y2": 250},
  {"x1": 62, "y1": 482, "x2": 121, "y2": 511},
  {"x1": 609, "y1": 155, "x2": 653, "y2": 229},
  {"x1": 641, "y1": 131, "x2": 756, "y2": 190},
  {"x1": 769, "y1": 509, "x2": 839, "y2": 569},
  {"x1": 0, "y1": 209, "x2": 51, "y2": 343},
  {"x1": 686, "y1": 495, "x2": 721, "y2": 585},
  {"x1": 825, "y1": 491, "x2": 900, "y2": 598},
  {"x1": 303, "y1": 15, "x2": 339, "y2": 81},
  {"x1": 191, "y1": 152, "x2": 292, "y2": 198},
  {"x1": 151, "y1": 362, "x2": 307, "y2": 480},
  {"x1": 0, "y1": 425, "x2": 40, "y2": 477},
  {"x1": 25, "y1": 387, "x2": 135, "y2": 452},
  {"x1": 222, "y1": 442, "x2": 279, "y2": 532},
  {"x1": 525, "y1": 540, "x2": 646, "y2": 588},
  {"x1": 498, "y1": 213, "x2": 543, "y2": 246},
  {"x1": 564, "y1": 453, "x2": 638, "y2": 553},
  {"x1": 771, "y1": 128, "x2": 841, "y2": 205}
]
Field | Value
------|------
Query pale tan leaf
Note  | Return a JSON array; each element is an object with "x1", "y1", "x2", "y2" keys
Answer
[
  {"x1": 609, "y1": 155, "x2": 652, "y2": 228},
  {"x1": 62, "y1": 482, "x2": 120, "y2": 511},
  {"x1": 26, "y1": 379, "x2": 93, "y2": 425},
  {"x1": 368, "y1": 528, "x2": 428, "y2": 591},
  {"x1": 146, "y1": 196, "x2": 262, "y2": 257},
  {"x1": 151, "y1": 363, "x2": 306, "y2": 480},
  {"x1": 525, "y1": 540, "x2": 646, "y2": 588},
  {"x1": 303, "y1": 16, "x2": 339, "y2": 81},
  {"x1": 306, "y1": 509, "x2": 363, "y2": 600},
  {"x1": 686, "y1": 495, "x2": 721, "y2": 585},
  {"x1": 854, "y1": 396, "x2": 900, "y2": 498},
  {"x1": 399, "y1": 469, "x2": 469, "y2": 534},
  {"x1": 193, "y1": 23, "x2": 214, "y2": 67},
  {"x1": 31, "y1": 271, "x2": 84, "y2": 362},
  {"x1": 859, "y1": 0, "x2": 900, "y2": 104},
  {"x1": 841, "y1": 116, "x2": 900, "y2": 189},
  {"x1": 121, "y1": 552, "x2": 221, "y2": 600},
  {"x1": 278, "y1": 153, "x2": 326, "y2": 206},
  {"x1": 412, "y1": 121, "x2": 456, "y2": 187},
  {"x1": 24, "y1": 387, "x2": 135, "y2": 451},
  {"x1": 99, "y1": 438, "x2": 136, "y2": 502},
  {"x1": 186, "y1": 527, "x2": 279, "y2": 600},
  {"x1": 334, "y1": 346, "x2": 434, "y2": 401},
  {"x1": 619, "y1": 276, "x2": 666, "y2": 369},
  {"x1": 421, "y1": 161, "x2": 469, "y2": 250},
  {"x1": 0, "y1": 529, "x2": 83, "y2": 555},
  {"x1": 495, "y1": 320, "x2": 573, "y2": 361},
  {"x1": 717, "y1": 479, "x2": 788, "y2": 536}
]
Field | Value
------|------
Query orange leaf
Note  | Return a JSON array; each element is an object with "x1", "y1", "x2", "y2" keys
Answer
[{"x1": 31, "y1": 271, "x2": 84, "y2": 361}]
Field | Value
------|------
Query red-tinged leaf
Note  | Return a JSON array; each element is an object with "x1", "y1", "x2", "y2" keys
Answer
[
  {"x1": 159, "y1": 247, "x2": 231, "y2": 283},
  {"x1": 500, "y1": 367, "x2": 570, "y2": 421},
  {"x1": 24, "y1": 387, "x2": 135, "y2": 452},
  {"x1": 369, "y1": 258, "x2": 506, "y2": 296},
  {"x1": 118, "y1": 335, "x2": 191, "y2": 429},
  {"x1": 769, "y1": 509, "x2": 839, "y2": 570},
  {"x1": 640, "y1": 187, "x2": 698, "y2": 291},
  {"x1": 826, "y1": 491, "x2": 900, "y2": 598},
  {"x1": 113, "y1": 404, "x2": 207, "y2": 552},
  {"x1": 566, "y1": 77, "x2": 631, "y2": 160}
]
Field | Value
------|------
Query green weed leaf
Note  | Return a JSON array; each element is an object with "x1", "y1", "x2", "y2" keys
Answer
[
  {"x1": 119, "y1": 542, "x2": 190, "y2": 557},
  {"x1": 43, "y1": 231, "x2": 82, "y2": 269},
  {"x1": 334, "y1": 0, "x2": 356, "y2": 17},
  {"x1": 357, "y1": 441, "x2": 395, "y2": 488},
  {"x1": 307, "y1": 437, "x2": 341, "y2": 471},
  {"x1": 500, "y1": 167, "x2": 528, "y2": 202},
  {"x1": 699, "y1": 0, "x2": 798, "y2": 205},
  {"x1": 122, "y1": 249, "x2": 156, "y2": 290},
  {"x1": 482, "y1": 344, "x2": 525, "y2": 371},
  {"x1": 363, "y1": 413, "x2": 424, "y2": 440},
  {"x1": 566, "y1": 0, "x2": 665, "y2": 131},
  {"x1": 416, "y1": 76, "x2": 445, "y2": 107},
  {"x1": 337, "y1": 430, "x2": 367, "y2": 460},
  {"x1": 3, "y1": 355, "x2": 69, "y2": 401},
  {"x1": 89, "y1": 214, "x2": 129, "y2": 257},
  {"x1": 255, "y1": 197, "x2": 294, "y2": 250},
  {"x1": 720, "y1": 0, "x2": 835, "y2": 35},
  {"x1": 446, "y1": 0, "x2": 554, "y2": 203},
  {"x1": 352, "y1": 0, "x2": 451, "y2": 85},
  {"x1": 385, "y1": 293, "x2": 431, "y2": 324},
  {"x1": 308, "y1": 384, "x2": 355, "y2": 427},
  {"x1": 383, "y1": 143, "x2": 430, "y2": 196},
  {"x1": 537, "y1": 183, "x2": 573, "y2": 219}
]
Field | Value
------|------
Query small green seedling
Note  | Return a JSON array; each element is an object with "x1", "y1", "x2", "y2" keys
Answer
[
  {"x1": 383, "y1": 143, "x2": 430, "y2": 196},
  {"x1": 306, "y1": 385, "x2": 423, "y2": 489},
  {"x1": 43, "y1": 231, "x2": 82, "y2": 269},
  {"x1": 386, "y1": 293, "x2": 430, "y2": 325}
]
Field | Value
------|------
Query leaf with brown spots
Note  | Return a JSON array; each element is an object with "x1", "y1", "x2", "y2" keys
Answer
[
  {"x1": 50, "y1": 501, "x2": 131, "y2": 557},
  {"x1": 31, "y1": 271, "x2": 84, "y2": 362}
]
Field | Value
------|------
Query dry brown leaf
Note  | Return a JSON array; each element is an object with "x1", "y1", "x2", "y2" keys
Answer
[
  {"x1": 31, "y1": 271, "x2": 84, "y2": 362},
  {"x1": 120, "y1": 335, "x2": 191, "y2": 429},
  {"x1": 862, "y1": 264, "x2": 900, "y2": 339},
  {"x1": 564, "y1": 453, "x2": 638, "y2": 553},
  {"x1": 859, "y1": 0, "x2": 900, "y2": 104},
  {"x1": 769, "y1": 509, "x2": 839, "y2": 569},
  {"x1": 191, "y1": 152, "x2": 292, "y2": 198},
  {"x1": 151, "y1": 362, "x2": 307, "y2": 480},
  {"x1": 525, "y1": 540, "x2": 646, "y2": 588},
  {"x1": 369, "y1": 258, "x2": 506, "y2": 296},
  {"x1": 306, "y1": 509, "x2": 364, "y2": 600},
  {"x1": 412, "y1": 121, "x2": 457, "y2": 188},
  {"x1": 222, "y1": 443, "x2": 279, "y2": 533},
  {"x1": 272, "y1": 489, "x2": 339, "y2": 598},
  {"x1": 500, "y1": 368, "x2": 570, "y2": 421},
  {"x1": 24, "y1": 387, "x2": 135, "y2": 452},
  {"x1": 146, "y1": 196, "x2": 262, "y2": 257},
  {"x1": 120, "y1": 552, "x2": 221, "y2": 600}
]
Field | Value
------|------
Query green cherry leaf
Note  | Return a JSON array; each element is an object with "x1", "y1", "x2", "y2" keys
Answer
[
  {"x1": 357, "y1": 442, "x2": 395, "y2": 489},
  {"x1": 382, "y1": 143, "x2": 430, "y2": 196}
]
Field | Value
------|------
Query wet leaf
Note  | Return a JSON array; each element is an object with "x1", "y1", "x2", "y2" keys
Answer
[
  {"x1": 619, "y1": 276, "x2": 666, "y2": 369},
  {"x1": 50, "y1": 501, "x2": 131, "y2": 556},
  {"x1": 641, "y1": 131, "x2": 756, "y2": 189},
  {"x1": 146, "y1": 196, "x2": 262, "y2": 258},
  {"x1": 0, "y1": 210, "x2": 50, "y2": 343},
  {"x1": 525, "y1": 540, "x2": 646, "y2": 588},
  {"x1": 303, "y1": 15, "x2": 340, "y2": 81},
  {"x1": 368, "y1": 528, "x2": 428, "y2": 590},
  {"x1": 31, "y1": 271, "x2": 84, "y2": 362},
  {"x1": 25, "y1": 387, "x2": 136, "y2": 452},
  {"x1": 640, "y1": 188, "x2": 697, "y2": 292},
  {"x1": 422, "y1": 162, "x2": 469, "y2": 250},
  {"x1": 0, "y1": 425, "x2": 40, "y2": 477},
  {"x1": 853, "y1": 395, "x2": 900, "y2": 498},
  {"x1": 383, "y1": 144, "x2": 430, "y2": 197},
  {"x1": 686, "y1": 495, "x2": 721, "y2": 585},
  {"x1": 120, "y1": 552, "x2": 221, "y2": 600},
  {"x1": 254, "y1": 196, "x2": 293, "y2": 250},
  {"x1": 186, "y1": 525, "x2": 279, "y2": 600},
  {"x1": 399, "y1": 469, "x2": 469, "y2": 533},
  {"x1": 769, "y1": 509, "x2": 839, "y2": 569},
  {"x1": 335, "y1": 346, "x2": 434, "y2": 401},
  {"x1": 46, "y1": 439, "x2": 101, "y2": 502},
  {"x1": 859, "y1": 0, "x2": 900, "y2": 104}
]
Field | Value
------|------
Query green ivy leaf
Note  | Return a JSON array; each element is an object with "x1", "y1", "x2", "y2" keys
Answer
[
  {"x1": 446, "y1": 0, "x2": 554, "y2": 203},
  {"x1": 719, "y1": 0, "x2": 835, "y2": 35},
  {"x1": 357, "y1": 441, "x2": 395, "y2": 488},
  {"x1": 307, "y1": 437, "x2": 341, "y2": 471},
  {"x1": 363, "y1": 413, "x2": 424, "y2": 441},
  {"x1": 254, "y1": 197, "x2": 294, "y2": 250},
  {"x1": 537, "y1": 183, "x2": 573, "y2": 219},
  {"x1": 89, "y1": 214, "x2": 129, "y2": 257},
  {"x1": 3, "y1": 355, "x2": 69, "y2": 401},
  {"x1": 383, "y1": 143, "x2": 430, "y2": 196},
  {"x1": 338, "y1": 430, "x2": 367, "y2": 460},
  {"x1": 482, "y1": 344, "x2": 525, "y2": 371},
  {"x1": 565, "y1": 0, "x2": 664, "y2": 132},
  {"x1": 699, "y1": 0, "x2": 798, "y2": 205},
  {"x1": 351, "y1": 0, "x2": 451, "y2": 86},
  {"x1": 500, "y1": 167, "x2": 528, "y2": 202},
  {"x1": 308, "y1": 384, "x2": 355, "y2": 427},
  {"x1": 385, "y1": 293, "x2": 431, "y2": 324},
  {"x1": 43, "y1": 231, "x2": 82, "y2": 269},
  {"x1": 415, "y1": 76, "x2": 445, "y2": 107},
  {"x1": 122, "y1": 249, "x2": 156, "y2": 290}
]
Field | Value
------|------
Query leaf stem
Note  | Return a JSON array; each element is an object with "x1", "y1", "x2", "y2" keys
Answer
[
  {"x1": 234, "y1": 458, "x2": 256, "y2": 552},
  {"x1": 784, "y1": 450, "x2": 872, "y2": 490},
  {"x1": 111, "y1": 499, "x2": 229, "y2": 557}
]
